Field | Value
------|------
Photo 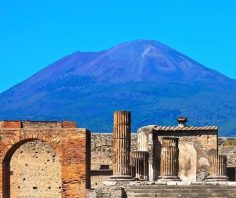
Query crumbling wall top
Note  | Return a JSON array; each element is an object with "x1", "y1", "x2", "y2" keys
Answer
[{"x1": 0, "y1": 121, "x2": 77, "y2": 129}]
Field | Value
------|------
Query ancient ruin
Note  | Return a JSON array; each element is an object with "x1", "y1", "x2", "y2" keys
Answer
[
  {"x1": 0, "y1": 121, "x2": 90, "y2": 198},
  {"x1": 159, "y1": 137, "x2": 180, "y2": 181},
  {"x1": 1, "y1": 111, "x2": 236, "y2": 197},
  {"x1": 111, "y1": 111, "x2": 132, "y2": 180},
  {"x1": 90, "y1": 112, "x2": 236, "y2": 198},
  {"x1": 137, "y1": 117, "x2": 219, "y2": 182},
  {"x1": 130, "y1": 151, "x2": 148, "y2": 180},
  {"x1": 207, "y1": 154, "x2": 228, "y2": 181}
]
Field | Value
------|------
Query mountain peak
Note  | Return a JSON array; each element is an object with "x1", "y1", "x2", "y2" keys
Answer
[
  {"x1": 108, "y1": 40, "x2": 175, "y2": 58},
  {"x1": 0, "y1": 40, "x2": 235, "y2": 136},
  {"x1": 86, "y1": 39, "x2": 229, "y2": 83},
  {"x1": 110, "y1": 39, "x2": 166, "y2": 49},
  {"x1": 7, "y1": 40, "x2": 230, "y2": 93}
]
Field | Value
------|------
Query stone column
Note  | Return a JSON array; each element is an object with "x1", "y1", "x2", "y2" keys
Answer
[
  {"x1": 111, "y1": 111, "x2": 133, "y2": 180},
  {"x1": 158, "y1": 138, "x2": 180, "y2": 181},
  {"x1": 207, "y1": 154, "x2": 228, "y2": 181},
  {"x1": 130, "y1": 151, "x2": 149, "y2": 180}
]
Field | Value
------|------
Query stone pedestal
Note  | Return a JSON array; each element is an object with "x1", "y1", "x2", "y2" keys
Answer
[
  {"x1": 159, "y1": 138, "x2": 180, "y2": 181},
  {"x1": 207, "y1": 154, "x2": 228, "y2": 181},
  {"x1": 130, "y1": 151, "x2": 149, "y2": 181},
  {"x1": 111, "y1": 111, "x2": 133, "y2": 180}
]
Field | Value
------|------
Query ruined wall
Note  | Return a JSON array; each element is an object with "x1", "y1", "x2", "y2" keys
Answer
[
  {"x1": 218, "y1": 137, "x2": 236, "y2": 167},
  {"x1": 218, "y1": 137, "x2": 236, "y2": 181},
  {"x1": 0, "y1": 121, "x2": 90, "y2": 198},
  {"x1": 10, "y1": 140, "x2": 61, "y2": 197},
  {"x1": 137, "y1": 126, "x2": 218, "y2": 182},
  {"x1": 91, "y1": 134, "x2": 113, "y2": 170},
  {"x1": 91, "y1": 133, "x2": 137, "y2": 188},
  {"x1": 171, "y1": 133, "x2": 217, "y2": 182},
  {"x1": 91, "y1": 132, "x2": 236, "y2": 185}
]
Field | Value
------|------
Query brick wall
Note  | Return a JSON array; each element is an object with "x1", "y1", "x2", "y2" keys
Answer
[
  {"x1": 10, "y1": 140, "x2": 61, "y2": 197},
  {"x1": 0, "y1": 121, "x2": 90, "y2": 198}
]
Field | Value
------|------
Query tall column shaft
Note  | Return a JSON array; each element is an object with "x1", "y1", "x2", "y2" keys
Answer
[
  {"x1": 112, "y1": 111, "x2": 132, "y2": 179},
  {"x1": 159, "y1": 138, "x2": 180, "y2": 181},
  {"x1": 130, "y1": 151, "x2": 149, "y2": 180},
  {"x1": 207, "y1": 154, "x2": 228, "y2": 181},
  {"x1": 160, "y1": 147, "x2": 178, "y2": 176}
]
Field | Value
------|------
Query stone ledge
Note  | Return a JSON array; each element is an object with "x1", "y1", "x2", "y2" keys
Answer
[
  {"x1": 192, "y1": 181, "x2": 236, "y2": 186},
  {"x1": 128, "y1": 181, "x2": 236, "y2": 186}
]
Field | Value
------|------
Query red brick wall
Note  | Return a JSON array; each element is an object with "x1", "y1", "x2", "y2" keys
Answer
[
  {"x1": 0, "y1": 121, "x2": 90, "y2": 198},
  {"x1": 0, "y1": 121, "x2": 22, "y2": 128}
]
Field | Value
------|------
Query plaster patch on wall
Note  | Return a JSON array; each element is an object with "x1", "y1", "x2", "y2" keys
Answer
[{"x1": 179, "y1": 143, "x2": 197, "y2": 183}]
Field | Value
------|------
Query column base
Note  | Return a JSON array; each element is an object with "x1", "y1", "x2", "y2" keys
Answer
[
  {"x1": 206, "y1": 176, "x2": 228, "y2": 181},
  {"x1": 110, "y1": 175, "x2": 134, "y2": 181},
  {"x1": 158, "y1": 176, "x2": 181, "y2": 182}
]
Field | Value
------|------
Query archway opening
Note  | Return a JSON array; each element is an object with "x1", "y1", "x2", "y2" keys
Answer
[{"x1": 3, "y1": 139, "x2": 61, "y2": 198}]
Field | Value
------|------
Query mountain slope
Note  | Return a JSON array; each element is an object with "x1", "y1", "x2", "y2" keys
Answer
[{"x1": 1, "y1": 40, "x2": 236, "y2": 136}]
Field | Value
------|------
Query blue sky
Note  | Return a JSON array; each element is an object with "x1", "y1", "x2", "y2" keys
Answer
[{"x1": 1, "y1": 0, "x2": 236, "y2": 93}]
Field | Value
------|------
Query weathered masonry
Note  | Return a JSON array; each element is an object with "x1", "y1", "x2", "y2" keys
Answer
[
  {"x1": 137, "y1": 117, "x2": 220, "y2": 182},
  {"x1": 111, "y1": 111, "x2": 132, "y2": 180},
  {"x1": 91, "y1": 114, "x2": 232, "y2": 198},
  {"x1": 91, "y1": 133, "x2": 233, "y2": 188},
  {"x1": 0, "y1": 121, "x2": 90, "y2": 198}
]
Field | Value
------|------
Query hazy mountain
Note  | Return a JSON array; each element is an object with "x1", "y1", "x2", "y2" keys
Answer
[{"x1": 1, "y1": 40, "x2": 236, "y2": 136}]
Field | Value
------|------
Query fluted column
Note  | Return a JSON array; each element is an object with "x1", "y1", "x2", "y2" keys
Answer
[
  {"x1": 207, "y1": 154, "x2": 228, "y2": 181},
  {"x1": 158, "y1": 138, "x2": 180, "y2": 181},
  {"x1": 111, "y1": 111, "x2": 133, "y2": 180},
  {"x1": 130, "y1": 151, "x2": 149, "y2": 180}
]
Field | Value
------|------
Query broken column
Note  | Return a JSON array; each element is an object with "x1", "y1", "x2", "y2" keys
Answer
[
  {"x1": 130, "y1": 151, "x2": 149, "y2": 180},
  {"x1": 159, "y1": 137, "x2": 180, "y2": 181},
  {"x1": 207, "y1": 154, "x2": 228, "y2": 181},
  {"x1": 111, "y1": 111, "x2": 132, "y2": 180}
]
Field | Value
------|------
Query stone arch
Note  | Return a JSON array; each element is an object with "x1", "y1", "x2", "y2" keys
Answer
[{"x1": 2, "y1": 138, "x2": 62, "y2": 198}]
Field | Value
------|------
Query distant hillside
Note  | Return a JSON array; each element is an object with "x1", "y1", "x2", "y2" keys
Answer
[{"x1": 1, "y1": 40, "x2": 236, "y2": 136}]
